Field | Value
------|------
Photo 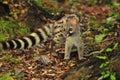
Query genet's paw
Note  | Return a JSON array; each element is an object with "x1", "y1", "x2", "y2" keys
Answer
[
  {"x1": 79, "y1": 56, "x2": 86, "y2": 60},
  {"x1": 64, "y1": 56, "x2": 70, "y2": 60}
]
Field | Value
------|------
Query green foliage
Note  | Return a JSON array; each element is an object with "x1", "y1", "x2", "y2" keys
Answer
[
  {"x1": 102, "y1": 28, "x2": 109, "y2": 32},
  {"x1": 106, "y1": 17, "x2": 115, "y2": 24},
  {"x1": 93, "y1": 0, "x2": 98, "y2": 4},
  {"x1": 94, "y1": 43, "x2": 117, "y2": 79},
  {"x1": 108, "y1": 12, "x2": 120, "y2": 17},
  {"x1": 96, "y1": 55, "x2": 110, "y2": 68},
  {"x1": 93, "y1": 23, "x2": 99, "y2": 28},
  {"x1": 98, "y1": 71, "x2": 110, "y2": 80},
  {"x1": 0, "y1": 54, "x2": 21, "y2": 64},
  {"x1": 0, "y1": 20, "x2": 30, "y2": 41},
  {"x1": 0, "y1": 54, "x2": 12, "y2": 61},
  {"x1": 90, "y1": 49, "x2": 104, "y2": 55},
  {"x1": 33, "y1": 51, "x2": 40, "y2": 57},
  {"x1": 79, "y1": 11, "x2": 83, "y2": 16},
  {"x1": 98, "y1": 71, "x2": 116, "y2": 80},
  {"x1": 0, "y1": 72, "x2": 22, "y2": 80},
  {"x1": 111, "y1": 2, "x2": 120, "y2": 9},
  {"x1": 80, "y1": 78, "x2": 85, "y2": 80},
  {"x1": 12, "y1": 75, "x2": 22, "y2": 79},
  {"x1": 0, "y1": 73, "x2": 13, "y2": 80},
  {"x1": 0, "y1": 34, "x2": 5, "y2": 41},
  {"x1": 106, "y1": 48, "x2": 113, "y2": 52},
  {"x1": 0, "y1": 21, "x2": 18, "y2": 36},
  {"x1": 100, "y1": 0, "x2": 113, "y2": 4},
  {"x1": 96, "y1": 56, "x2": 107, "y2": 60},
  {"x1": 95, "y1": 34, "x2": 106, "y2": 43},
  {"x1": 34, "y1": 0, "x2": 58, "y2": 13},
  {"x1": 90, "y1": 42, "x2": 117, "y2": 55},
  {"x1": 110, "y1": 72, "x2": 116, "y2": 80},
  {"x1": 87, "y1": 0, "x2": 117, "y2": 4},
  {"x1": 99, "y1": 61, "x2": 110, "y2": 68},
  {"x1": 102, "y1": 12, "x2": 119, "y2": 26},
  {"x1": 113, "y1": 42, "x2": 118, "y2": 49},
  {"x1": 105, "y1": 42, "x2": 118, "y2": 52},
  {"x1": 9, "y1": 11, "x2": 21, "y2": 15},
  {"x1": 10, "y1": 58, "x2": 21, "y2": 64}
]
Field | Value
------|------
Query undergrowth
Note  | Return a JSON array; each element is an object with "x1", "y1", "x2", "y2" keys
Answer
[{"x1": 0, "y1": 20, "x2": 30, "y2": 41}]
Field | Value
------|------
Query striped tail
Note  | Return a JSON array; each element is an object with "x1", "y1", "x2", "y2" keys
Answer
[{"x1": 0, "y1": 25, "x2": 53, "y2": 50}]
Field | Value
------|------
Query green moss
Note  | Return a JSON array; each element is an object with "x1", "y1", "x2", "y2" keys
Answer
[{"x1": 0, "y1": 20, "x2": 30, "y2": 41}]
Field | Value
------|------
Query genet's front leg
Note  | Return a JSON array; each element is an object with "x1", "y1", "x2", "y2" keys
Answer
[{"x1": 64, "y1": 39, "x2": 73, "y2": 59}]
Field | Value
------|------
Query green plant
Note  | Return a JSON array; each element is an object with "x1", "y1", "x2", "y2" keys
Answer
[
  {"x1": 95, "y1": 34, "x2": 106, "y2": 43},
  {"x1": 95, "y1": 45, "x2": 117, "y2": 80},
  {"x1": 0, "y1": 73, "x2": 13, "y2": 80},
  {"x1": 90, "y1": 0, "x2": 115, "y2": 4},
  {"x1": 108, "y1": 12, "x2": 120, "y2": 17},
  {"x1": 80, "y1": 78, "x2": 85, "y2": 80},
  {"x1": 34, "y1": 0, "x2": 58, "y2": 13},
  {"x1": 99, "y1": 61, "x2": 110, "y2": 68},
  {"x1": 0, "y1": 20, "x2": 30, "y2": 41},
  {"x1": 102, "y1": 12, "x2": 119, "y2": 26},
  {"x1": 90, "y1": 49, "x2": 104, "y2": 55},
  {"x1": 105, "y1": 42, "x2": 118, "y2": 53},
  {"x1": 0, "y1": 34, "x2": 6, "y2": 41},
  {"x1": 10, "y1": 58, "x2": 21, "y2": 64},
  {"x1": 111, "y1": 2, "x2": 120, "y2": 9},
  {"x1": 0, "y1": 54, "x2": 21, "y2": 64},
  {"x1": 96, "y1": 55, "x2": 110, "y2": 68},
  {"x1": 33, "y1": 51, "x2": 40, "y2": 57},
  {"x1": 113, "y1": 42, "x2": 118, "y2": 49},
  {"x1": 0, "y1": 72, "x2": 22, "y2": 80},
  {"x1": 12, "y1": 75, "x2": 22, "y2": 79},
  {"x1": 96, "y1": 55, "x2": 107, "y2": 60},
  {"x1": 98, "y1": 71, "x2": 116, "y2": 80}
]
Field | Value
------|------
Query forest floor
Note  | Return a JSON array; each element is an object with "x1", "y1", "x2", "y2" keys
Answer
[{"x1": 0, "y1": 1, "x2": 120, "y2": 80}]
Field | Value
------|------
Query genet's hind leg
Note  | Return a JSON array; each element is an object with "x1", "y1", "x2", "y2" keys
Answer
[{"x1": 77, "y1": 42, "x2": 85, "y2": 60}]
